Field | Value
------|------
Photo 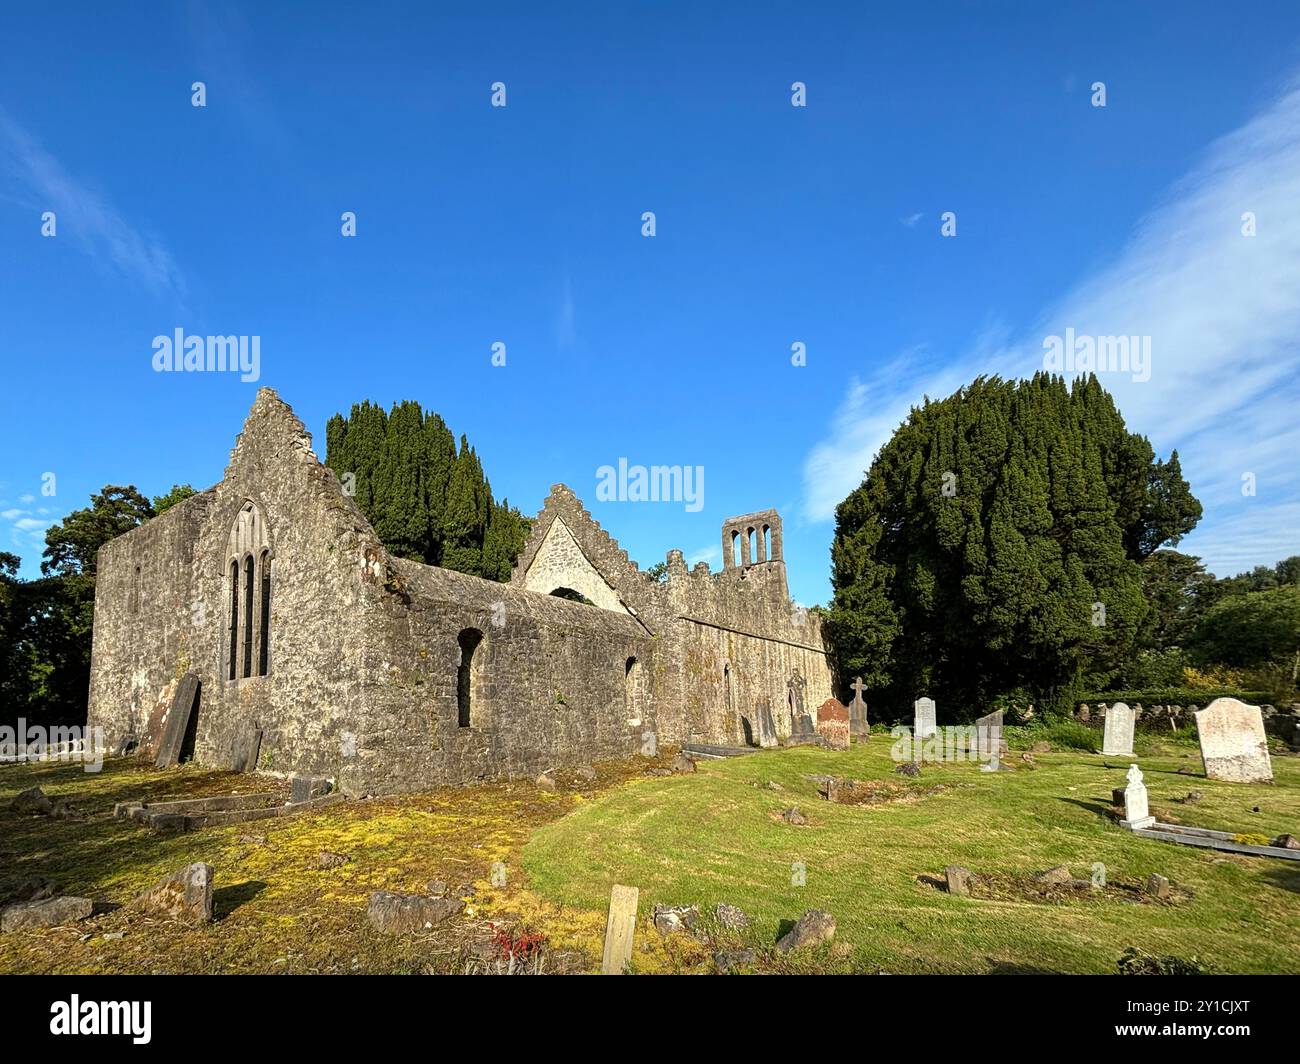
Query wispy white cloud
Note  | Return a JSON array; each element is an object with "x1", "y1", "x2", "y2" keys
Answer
[
  {"x1": 0, "y1": 107, "x2": 186, "y2": 298},
  {"x1": 900, "y1": 212, "x2": 924, "y2": 228},
  {"x1": 803, "y1": 77, "x2": 1300, "y2": 578},
  {"x1": 688, "y1": 544, "x2": 720, "y2": 567}
]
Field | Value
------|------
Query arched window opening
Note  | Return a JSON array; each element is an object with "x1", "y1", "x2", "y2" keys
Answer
[
  {"x1": 763, "y1": 525, "x2": 772, "y2": 561},
  {"x1": 257, "y1": 550, "x2": 271, "y2": 677},
  {"x1": 731, "y1": 530, "x2": 741, "y2": 567},
  {"x1": 241, "y1": 555, "x2": 254, "y2": 678},
  {"x1": 457, "y1": 628, "x2": 484, "y2": 728},
  {"x1": 227, "y1": 561, "x2": 239, "y2": 681},
  {"x1": 226, "y1": 500, "x2": 273, "y2": 684},
  {"x1": 747, "y1": 527, "x2": 756, "y2": 564},
  {"x1": 625, "y1": 656, "x2": 644, "y2": 720}
]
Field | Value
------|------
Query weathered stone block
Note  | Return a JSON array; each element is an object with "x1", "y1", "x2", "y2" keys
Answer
[
  {"x1": 134, "y1": 863, "x2": 213, "y2": 924},
  {"x1": 1, "y1": 896, "x2": 93, "y2": 933}
]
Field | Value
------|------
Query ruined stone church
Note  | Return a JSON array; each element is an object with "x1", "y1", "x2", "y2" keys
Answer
[{"x1": 87, "y1": 390, "x2": 832, "y2": 794}]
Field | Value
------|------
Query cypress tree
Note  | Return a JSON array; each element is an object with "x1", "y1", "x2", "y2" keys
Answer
[
  {"x1": 324, "y1": 403, "x2": 529, "y2": 580},
  {"x1": 826, "y1": 373, "x2": 1201, "y2": 717}
]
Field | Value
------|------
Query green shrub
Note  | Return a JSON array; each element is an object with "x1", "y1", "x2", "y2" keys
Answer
[
  {"x1": 1006, "y1": 719, "x2": 1098, "y2": 752},
  {"x1": 1081, "y1": 687, "x2": 1269, "y2": 707}
]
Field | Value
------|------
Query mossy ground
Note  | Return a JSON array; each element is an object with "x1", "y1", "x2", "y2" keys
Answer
[{"x1": 2, "y1": 739, "x2": 1297, "y2": 974}]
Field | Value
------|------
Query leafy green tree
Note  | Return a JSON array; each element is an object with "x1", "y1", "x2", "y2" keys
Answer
[
  {"x1": 1137, "y1": 549, "x2": 1215, "y2": 650},
  {"x1": 826, "y1": 374, "x2": 1201, "y2": 717},
  {"x1": 1187, "y1": 585, "x2": 1300, "y2": 677},
  {"x1": 152, "y1": 483, "x2": 197, "y2": 515},
  {"x1": 0, "y1": 486, "x2": 156, "y2": 725}
]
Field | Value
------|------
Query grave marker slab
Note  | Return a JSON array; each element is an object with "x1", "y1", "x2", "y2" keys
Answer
[
  {"x1": 1195, "y1": 698, "x2": 1273, "y2": 782},
  {"x1": 849, "y1": 677, "x2": 869, "y2": 738},
  {"x1": 228, "y1": 725, "x2": 262, "y2": 773},
  {"x1": 913, "y1": 696, "x2": 937, "y2": 740},
  {"x1": 601, "y1": 884, "x2": 639, "y2": 975},
  {"x1": 154, "y1": 672, "x2": 200, "y2": 769},
  {"x1": 974, "y1": 708, "x2": 1007, "y2": 763},
  {"x1": 1120, "y1": 764, "x2": 1155, "y2": 830},
  {"x1": 816, "y1": 698, "x2": 850, "y2": 750},
  {"x1": 756, "y1": 699, "x2": 779, "y2": 748},
  {"x1": 1102, "y1": 701, "x2": 1135, "y2": 755}
]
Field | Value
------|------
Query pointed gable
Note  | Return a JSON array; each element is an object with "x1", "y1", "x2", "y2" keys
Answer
[{"x1": 512, "y1": 484, "x2": 646, "y2": 618}]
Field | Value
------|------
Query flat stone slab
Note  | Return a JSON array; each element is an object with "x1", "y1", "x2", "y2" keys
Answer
[
  {"x1": 127, "y1": 792, "x2": 345, "y2": 832},
  {"x1": 154, "y1": 671, "x2": 200, "y2": 769},
  {"x1": 1, "y1": 896, "x2": 93, "y2": 932},
  {"x1": 681, "y1": 743, "x2": 757, "y2": 759},
  {"x1": 367, "y1": 891, "x2": 463, "y2": 935},
  {"x1": 1130, "y1": 822, "x2": 1300, "y2": 861}
]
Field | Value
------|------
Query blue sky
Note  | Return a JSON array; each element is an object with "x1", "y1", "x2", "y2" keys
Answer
[{"x1": 2, "y1": 1, "x2": 1299, "y2": 605}]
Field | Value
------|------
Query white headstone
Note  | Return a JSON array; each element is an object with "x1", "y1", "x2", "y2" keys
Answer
[
  {"x1": 1102, "y1": 701, "x2": 1135, "y2": 756},
  {"x1": 913, "y1": 696, "x2": 937, "y2": 740},
  {"x1": 1195, "y1": 698, "x2": 1273, "y2": 783},
  {"x1": 1120, "y1": 763, "x2": 1154, "y2": 829}
]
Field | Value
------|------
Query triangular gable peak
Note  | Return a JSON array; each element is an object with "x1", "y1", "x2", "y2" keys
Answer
[
  {"x1": 511, "y1": 484, "x2": 648, "y2": 619},
  {"x1": 222, "y1": 387, "x2": 384, "y2": 551}
]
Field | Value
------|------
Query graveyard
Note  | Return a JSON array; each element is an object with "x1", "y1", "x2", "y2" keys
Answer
[{"x1": 3, "y1": 721, "x2": 1297, "y2": 975}]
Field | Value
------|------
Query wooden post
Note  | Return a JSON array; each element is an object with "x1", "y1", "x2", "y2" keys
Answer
[{"x1": 601, "y1": 884, "x2": 639, "y2": 975}]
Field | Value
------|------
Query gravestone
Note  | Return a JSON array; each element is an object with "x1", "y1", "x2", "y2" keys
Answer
[
  {"x1": 849, "y1": 676, "x2": 869, "y2": 738},
  {"x1": 138, "y1": 678, "x2": 178, "y2": 761},
  {"x1": 913, "y1": 696, "x2": 937, "y2": 740},
  {"x1": 791, "y1": 711, "x2": 816, "y2": 737},
  {"x1": 756, "y1": 698, "x2": 779, "y2": 748},
  {"x1": 816, "y1": 698, "x2": 850, "y2": 750},
  {"x1": 154, "y1": 672, "x2": 200, "y2": 769},
  {"x1": 601, "y1": 884, "x2": 639, "y2": 975},
  {"x1": 1102, "y1": 701, "x2": 1135, "y2": 756},
  {"x1": 1195, "y1": 698, "x2": 1273, "y2": 783},
  {"x1": 228, "y1": 724, "x2": 262, "y2": 773},
  {"x1": 974, "y1": 708, "x2": 1007, "y2": 763},
  {"x1": 1120, "y1": 763, "x2": 1155, "y2": 830}
]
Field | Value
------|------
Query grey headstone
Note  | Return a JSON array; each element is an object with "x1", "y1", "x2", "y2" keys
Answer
[
  {"x1": 757, "y1": 698, "x2": 779, "y2": 748},
  {"x1": 154, "y1": 671, "x2": 200, "y2": 769},
  {"x1": 974, "y1": 708, "x2": 1007, "y2": 761},
  {"x1": 849, "y1": 677, "x2": 869, "y2": 737},
  {"x1": 290, "y1": 775, "x2": 330, "y2": 803},
  {"x1": 228, "y1": 725, "x2": 262, "y2": 773},
  {"x1": 1102, "y1": 702, "x2": 1135, "y2": 756}
]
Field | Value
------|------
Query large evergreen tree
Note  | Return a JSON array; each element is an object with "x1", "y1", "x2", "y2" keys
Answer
[
  {"x1": 826, "y1": 374, "x2": 1202, "y2": 717},
  {"x1": 325, "y1": 401, "x2": 528, "y2": 579}
]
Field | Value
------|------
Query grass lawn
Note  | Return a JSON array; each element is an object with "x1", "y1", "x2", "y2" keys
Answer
[
  {"x1": 1, "y1": 738, "x2": 1297, "y2": 974},
  {"x1": 521, "y1": 737, "x2": 1300, "y2": 973}
]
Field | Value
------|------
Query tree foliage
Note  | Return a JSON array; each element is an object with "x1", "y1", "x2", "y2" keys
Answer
[
  {"x1": 3, "y1": 486, "x2": 162, "y2": 726},
  {"x1": 825, "y1": 374, "x2": 1202, "y2": 717},
  {"x1": 325, "y1": 400, "x2": 529, "y2": 580}
]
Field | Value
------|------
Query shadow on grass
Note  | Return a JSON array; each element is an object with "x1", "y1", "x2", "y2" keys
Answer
[
  {"x1": 1261, "y1": 864, "x2": 1300, "y2": 894},
  {"x1": 214, "y1": 880, "x2": 267, "y2": 918},
  {"x1": 1056, "y1": 796, "x2": 1115, "y2": 820}
]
